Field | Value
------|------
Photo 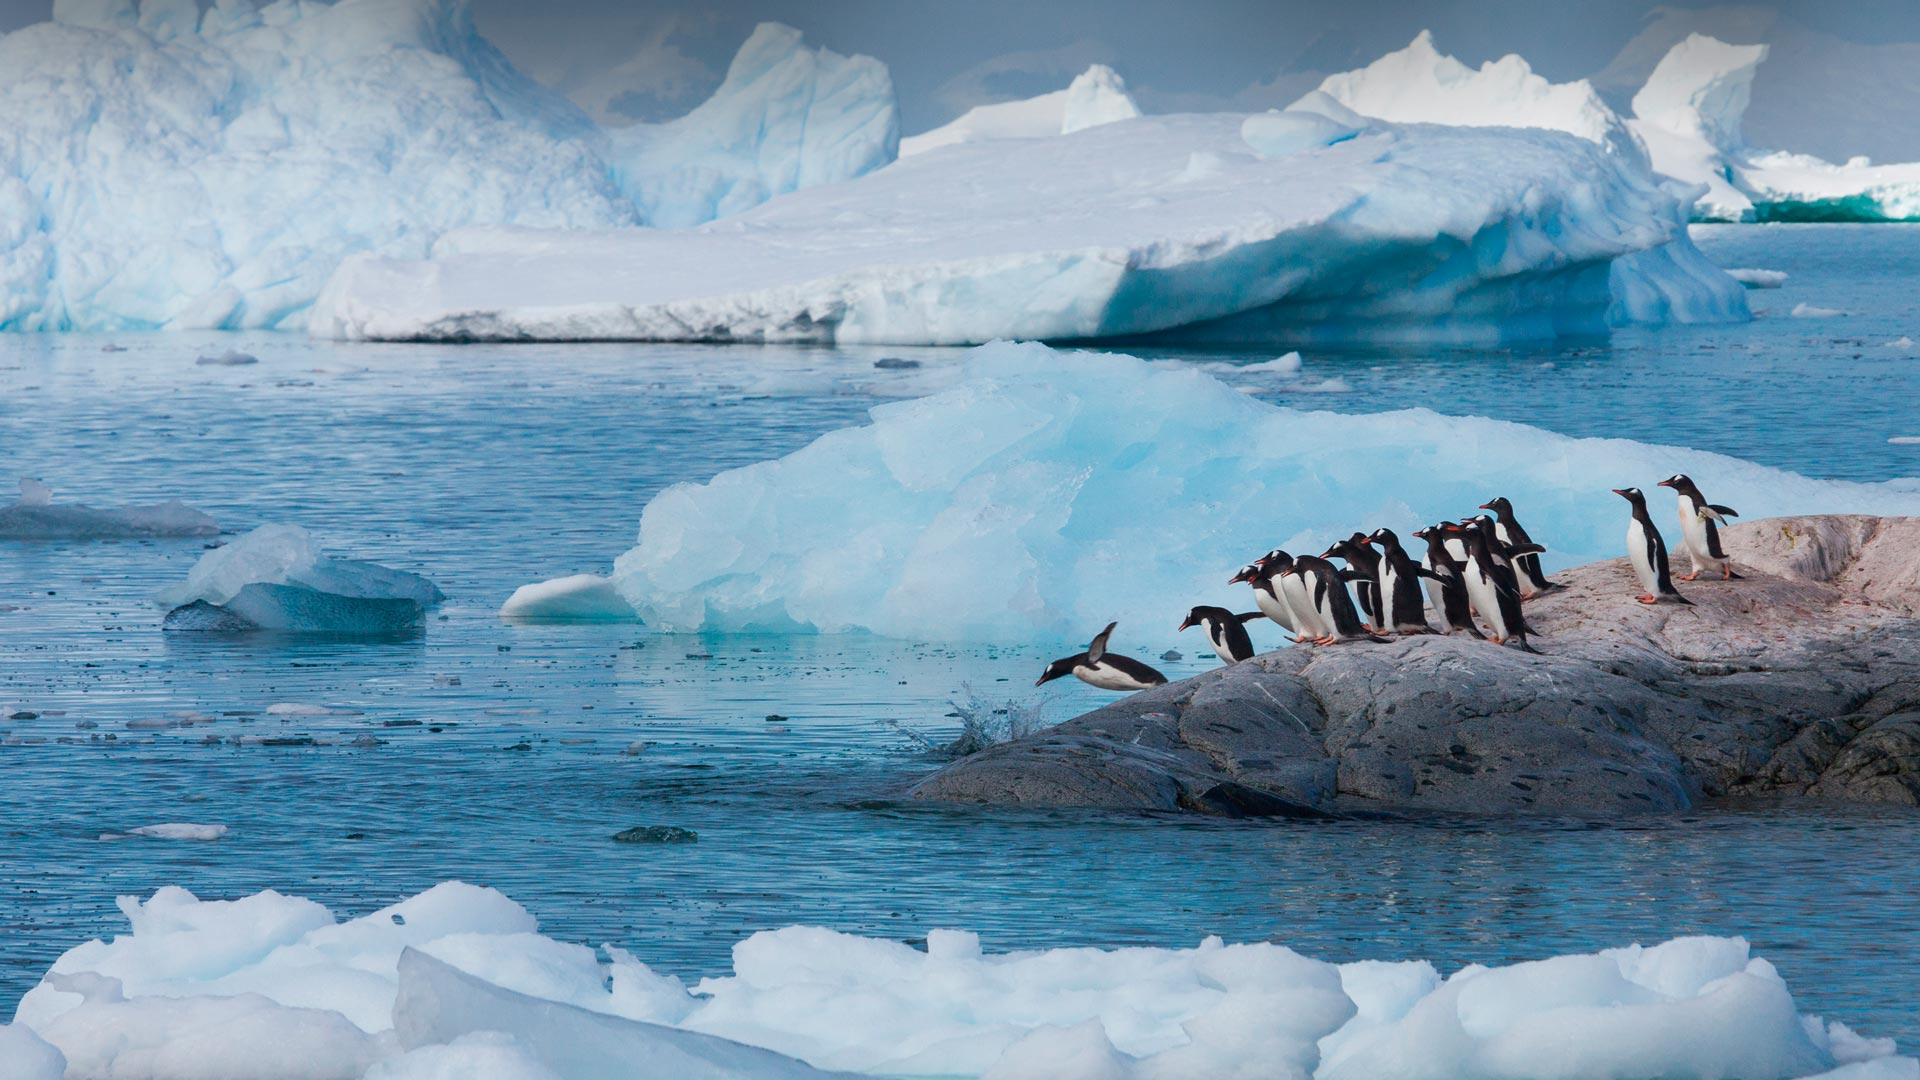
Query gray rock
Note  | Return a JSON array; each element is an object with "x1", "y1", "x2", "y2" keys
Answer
[
  {"x1": 612, "y1": 825, "x2": 698, "y2": 844},
  {"x1": 911, "y1": 516, "x2": 1920, "y2": 816}
]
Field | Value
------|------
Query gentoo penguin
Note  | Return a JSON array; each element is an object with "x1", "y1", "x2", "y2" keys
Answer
[
  {"x1": 1287, "y1": 556, "x2": 1387, "y2": 644},
  {"x1": 1656, "y1": 474, "x2": 1743, "y2": 581},
  {"x1": 1465, "y1": 514, "x2": 1545, "y2": 634},
  {"x1": 1036, "y1": 622, "x2": 1169, "y2": 691},
  {"x1": 1412, "y1": 525, "x2": 1485, "y2": 638},
  {"x1": 1323, "y1": 534, "x2": 1383, "y2": 630},
  {"x1": 1451, "y1": 521, "x2": 1540, "y2": 652},
  {"x1": 1363, "y1": 528, "x2": 1436, "y2": 635},
  {"x1": 1613, "y1": 488, "x2": 1692, "y2": 605},
  {"x1": 1479, "y1": 497, "x2": 1562, "y2": 596},
  {"x1": 1179, "y1": 605, "x2": 1262, "y2": 664},
  {"x1": 1230, "y1": 553, "x2": 1302, "y2": 641}
]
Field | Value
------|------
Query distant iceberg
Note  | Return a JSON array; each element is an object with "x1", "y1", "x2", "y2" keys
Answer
[
  {"x1": 0, "y1": 4, "x2": 896, "y2": 332},
  {"x1": 601, "y1": 342, "x2": 1920, "y2": 643},
  {"x1": 898, "y1": 64, "x2": 1141, "y2": 157},
  {"x1": 313, "y1": 108, "x2": 1746, "y2": 345},
  {"x1": 155, "y1": 524, "x2": 442, "y2": 633},
  {"x1": 0, "y1": 479, "x2": 218, "y2": 539},
  {"x1": 11, "y1": 881, "x2": 1909, "y2": 1080}
]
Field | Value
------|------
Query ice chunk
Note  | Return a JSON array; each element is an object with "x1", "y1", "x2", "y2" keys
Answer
[
  {"x1": 0, "y1": 481, "x2": 218, "y2": 539},
  {"x1": 314, "y1": 112, "x2": 1746, "y2": 346},
  {"x1": 163, "y1": 583, "x2": 428, "y2": 633},
  {"x1": 605, "y1": 342, "x2": 1920, "y2": 642},
  {"x1": 154, "y1": 525, "x2": 441, "y2": 609},
  {"x1": 120, "y1": 823, "x2": 229, "y2": 841},
  {"x1": 1791, "y1": 303, "x2": 1849, "y2": 318},
  {"x1": 1303, "y1": 31, "x2": 1645, "y2": 166},
  {"x1": 901, "y1": 65, "x2": 1141, "y2": 158},
  {"x1": 196, "y1": 349, "x2": 259, "y2": 366},
  {"x1": 0, "y1": 1023, "x2": 65, "y2": 1080},
  {"x1": 500, "y1": 574, "x2": 639, "y2": 621},
  {"x1": 1729, "y1": 268, "x2": 1789, "y2": 288}
]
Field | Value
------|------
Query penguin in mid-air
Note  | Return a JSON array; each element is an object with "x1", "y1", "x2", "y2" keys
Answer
[
  {"x1": 1179, "y1": 605, "x2": 1262, "y2": 665},
  {"x1": 1362, "y1": 528, "x2": 1436, "y2": 635},
  {"x1": 1613, "y1": 488, "x2": 1692, "y2": 605},
  {"x1": 1479, "y1": 496, "x2": 1562, "y2": 597},
  {"x1": 1656, "y1": 474, "x2": 1742, "y2": 581},
  {"x1": 1412, "y1": 525, "x2": 1484, "y2": 638},
  {"x1": 1230, "y1": 552, "x2": 1303, "y2": 641},
  {"x1": 1450, "y1": 521, "x2": 1540, "y2": 652},
  {"x1": 1287, "y1": 556, "x2": 1388, "y2": 644},
  {"x1": 1036, "y1": 622, "x2": 1170, "y2": 691}
]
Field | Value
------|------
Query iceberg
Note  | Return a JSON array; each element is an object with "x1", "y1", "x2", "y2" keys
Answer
[
  {"x1": 312, "y1": 108, "x2": 1746, "y2": 345},
  {"x1": 898, "y1": 65, "x2": 1141, "y2": 157},
  {"x1": 13, "y1": 882, "x2": 1910, "y2": 1080},
  {"x1": 1630, "y1": 34, "x2": 1920, "y2": 222},
  {"x1": 0, "y1": 4, "x2": 895, "y2": 332},
  {"x1": 600, "y1": 342, "x2": 1920, "y2": 643},
  {"x1": 155, "y1": 524, "x2": 442, "y2": 633},
  {"x1": 0, "y1": 479, "x2": 218, "y2": 539}
]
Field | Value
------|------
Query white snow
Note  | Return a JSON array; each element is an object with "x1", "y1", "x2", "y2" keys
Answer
[
  {"x1": 602, "y1": 341, "x2": 1920, "y2": 642},
  {"x1": 899, "y1": 65, "x2": 1141, "y2": 157},
  {"x1": 499, "y1": 574, "x2": 638, "y2": 621},
  {"x1": 1728, "y1": 268, "x2": 1789, "y2": 288},
  {"x1": 312, "y1": 110, "x2": 1746, "y2": 346},
  {"x1": 1302, "y1": 31, "x2": 1645, "y2": 165},
  {"x1": 12, "y1": 882, "x2": 1910, "y2": 1080},
  {"x1": 0, "y1": 6, "x2": 895, "y2": 332},
  {"x1": 0, "y1": 480, "x2": 218, "y2": 539}
]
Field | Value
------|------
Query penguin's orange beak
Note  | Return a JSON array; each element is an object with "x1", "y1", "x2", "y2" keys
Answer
[
  {"x1": 1228, "y1": 569, "x2": 1253, "y2": 584},
  {"x1": 1177, "y1": 616, "x2": 1195, "y2": 631},
  {"x1": 1612, "y1": 488, "x2": 1631, "y2": 498},
  {"x1": 1477, "y1": 501, "x2": 1495, "y2": 510},
  {"x1": 1656, "y1": 479, "x2": 1675, "y2": 488}
]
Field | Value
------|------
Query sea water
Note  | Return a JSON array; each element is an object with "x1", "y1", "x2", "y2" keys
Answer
[{"x1": 2, "y1": 224, "x2": 1917, "y2": 1046}]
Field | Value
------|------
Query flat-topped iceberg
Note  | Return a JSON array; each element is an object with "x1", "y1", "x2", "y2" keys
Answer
[
  {"x1": 313, "y1": 108, "x2": 1745, "y2": 345},
  {"x1": 156, "y1": 524, "x2": 442, "y2": 633},
  {"x1": 11, "y1": 882, "x2": 1908, "y2": 1080},
  {"x1": 0, "y1": 3, "x2": 894, "y2": 332},
  {"x1": 0, "y1": 479, "x2": 217, "y2": 539},
  {"x1": 898, "y1": 64, "x2": 1141, "y2": 157},
  {"x1": 602, "y1": 342, "x2": 1920, "y2": 643}
]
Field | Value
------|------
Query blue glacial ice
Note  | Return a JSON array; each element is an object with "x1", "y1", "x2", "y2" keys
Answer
[
  {"x1": 603, "y1": 342, "x2": 1920, "y2": 643},
  {"x1": 313, "y1": 106, "x2": 1747, "y2": 344},
  {"x1": 155, "y1": 524, "x2": 442, "y2": 633},
  {"x1": 10, "y1": 882, "x2": 1910, "y2": 1080},
  {"x1": 0, "y1": 3, "x2": 895, "y2": 332}
]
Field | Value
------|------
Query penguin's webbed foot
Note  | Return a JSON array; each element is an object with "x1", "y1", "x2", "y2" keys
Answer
[
  {"x1": 1678, "y1": 572, "x2": 1700, "y2": 581},
  {"x1": 1636, "y1": 595, "x2": 1658, "y2": 604}
]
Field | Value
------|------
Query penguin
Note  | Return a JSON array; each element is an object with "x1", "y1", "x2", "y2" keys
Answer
[
  {"x1": 1288, "y1": 556, "x2": 1388, "y2": 644},
  {"x1": 1270, "y1": 550, "x2": 1330, "y2": 644},
  {"x1": 1412, "y1": 525, "x2": 1485, "y2": 639},
  {"x1": 1450, "y1": 521, "x2": 1540, "y2": 652},
  {"x1": 1323, "y1": 534, "x2": 1383, "y2": 630},
  {"x1": 1656, "y1": 474, "x2": 1743, "y2": 581},
  {"x1": 1178, "y1": 605, "x2": 1262, "y2": 664},
  {"x1": 1613, "y1": 488, "x2": 1692, "y2": 605},
  {"x1": 1465, "y1": 514, "x2": 1545, "y2": 634},
  {"x1": 1036, "y1": 622, "x2": 1170, "y2": 691},
  {"x1": 1363, "y1": 528, "x2": 1436, "y2": 635},
  {"x1": 1478, "y1": 496, "x2": 1562, "y2": 596},
  {"x1": 1229, "y1": 552, "x2": 1302, "y2": 641}
]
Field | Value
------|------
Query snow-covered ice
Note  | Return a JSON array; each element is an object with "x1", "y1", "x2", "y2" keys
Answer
[
  {"x1": 499, "y1": 575, "x2": 638, "y2": 621},
  {"x1": 0, "y1": 1023, "x2": 65, "y2": 1080},
  {"x1": 11, "y1": 882, "x2": 1910, "y2": 1080},
  {"x1": 1791, "y1": 303, "x2": 1850, "y2": 319},
  {"x1": 313, "y1": 108, "x2": 1746, "y2": 345},
  {"x1": 154, "y1": 524, "x2": 442, "y2": 633},
  {"x1": 898, "y1": 65, "x2": 1140, "y2": 157},
  {"x1": 601, "y1": 342, "x2": 1920, "y2": 642},
  {"x1": 1729, "y1": 268, "x2": 1790, "y2": 288},
  {"x1": 0, "y1": 5, "x2": 894, "y2": 332},
  {"x1": 0, "y1": 479, "x2": 218, "y2": 539}
]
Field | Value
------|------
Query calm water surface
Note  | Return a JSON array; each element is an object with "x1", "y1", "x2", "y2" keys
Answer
[{"x1": 1, "y1": 224, "x2": 1917, "y2": 1047}]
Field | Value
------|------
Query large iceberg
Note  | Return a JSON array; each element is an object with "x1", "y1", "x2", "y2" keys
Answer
[
  {"x1": 155, "y1": 524, "x2": 443, "y2": 633},
  {"x1": 0, "y1": 3, "x2": 895, "y2": 331},
  {"x1": 602, "y1": 342, "x2": 1920, "y2": 643},
  {"x1": 11, "y1": 882, "x2": 1910, "y2": 1080},
  {"x1": 1629, "y1": 34, "x2": 1920, "y2": 222},
  {"x1": 312, "y1": 107, "x2": 1746, "y2": 345},
  {"x1": 898, "y1": 65, "x2": 1141, "y2": 157}
]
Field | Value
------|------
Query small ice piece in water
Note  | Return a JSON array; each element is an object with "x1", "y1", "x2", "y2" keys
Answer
[
  {"x1": 17, "y1": 478, "x2": 52, "y2": 506},
  {"x1": 266, "y1": 703, "x2": 360, "y2": 717},
  {"x1": 1791, "y1": 303, "x2": 1849, "y2": 318},
  {"x1": 157, "y1": 525, "x2": 442, "y2": 634},
  {"x1": 500, "y1": 575, "x2": 638, "y2": 621},
  {"x1": 164, "y1": 584, "x2": 429, "y2": 634},
  {"x1": 195, "y1": 350, "x2": 258, "y2": 366},
  {"x1": 1888, "y1": 337, "x2": 1915, "y2": 348},
  {"x1": 1727, "y1": 268, "x2": 1788, "y2": 288},
  {"x1": 1890, "y1": 437, "x2": 1920, "y2": 445},
  {"x1": 1, "y1": 480, "x2": 218, "y2": 540},
  {"x1": 105, "y1": 824, "x2": 229, "y2": 841}
]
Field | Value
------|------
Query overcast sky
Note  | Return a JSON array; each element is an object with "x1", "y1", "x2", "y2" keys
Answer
[{"x1": 4, "y1": 0, "x2": 1919, "y2": 150}]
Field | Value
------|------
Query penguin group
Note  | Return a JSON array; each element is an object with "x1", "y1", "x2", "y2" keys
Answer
[{"x1": 1039, "y1": 477, "x2": 1744, "y2": 692}]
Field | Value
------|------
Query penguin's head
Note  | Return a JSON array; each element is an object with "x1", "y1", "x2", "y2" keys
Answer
[
  {"x1": 1035, "y1": 657, "x2": 1077, "y2": 686},
  {"x1": 1367, "y1": 527, "x2": 1395, "y2": 546},
  {"x1": 1410, "y1": 526, "x2": 1430, "y2": 541},
  {"x1": 1229, "y1": 562, "x2": 1261, "y2": 585},
  {"x1": 1178, "y1": 606, "x2": 1210, "y2": 632},
  {"x1": 1657, "y1": 474, "x2": 1689, "y2": 489},
  {"x1": 1613, "y1": 487, "x2": 1644, "y2": 504}
]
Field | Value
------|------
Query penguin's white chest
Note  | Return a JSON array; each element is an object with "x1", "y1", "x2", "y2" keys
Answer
[
  {"x1": 1420, "y1": 555, "x2": 1448, "y2": 610},
  {"x1": 1379, "y1": 563, "x2": 1402, "y2": 621},
  {"x1": 1461, "y1": 561, "x2": 1506, "y2": 636},
  {"x1": 1075, "y1": 661, "x2": 1155, "y2": 692},
  {"x1": 1253, "y1": 582, "x2": 1296, "y2": 632},
  {"x1": 1627, "y1": 518, "x2": 1660, "y2": 592},
  {"x1": 1675, "y1": 494, "x2": 1722, "y2": 568},
  {"x1": 1280, "y1": 575, "x2": 1325, "y2": 636},
  {"x1": 1205, "y1": 622, "x2": 1240, "y2": 664}
]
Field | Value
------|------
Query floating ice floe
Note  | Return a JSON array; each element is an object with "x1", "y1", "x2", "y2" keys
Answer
[
  {"x1": 1790, "y1": 303, "x2": 1849, "y2": 319},
  {"x1": 596, "y1": 342, "x2": 1920, "y2": 642},
  {"x1": 0, "y1": 479, "x2": 218, "y2": 540},
  {"x1": 100, "y1": 823, "x2": 229, "y2": 841},
  {"x1": 499, "y1": 574, "x2": 639, "y2": 621},
  {"x1": 1728, "y1": 268, "x2": 1789, "y2": 288},
  {"x1": 0, "y1": 4, "x2": 894, "y2": 332},
  {"x1": 10, "y1": 882, "x2": 1910, "y2": 1080},
  {"x1": 898, "y1": 64, "x2": 1141, "y2": 157},
  {"x1": 155, "y1": 524, "x2": 442, "y2": 633},
  {"x1": 312, "y1": 104, "x2": 1746, "y2": 345}
]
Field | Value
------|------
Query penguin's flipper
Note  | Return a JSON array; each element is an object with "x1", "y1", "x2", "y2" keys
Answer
[
  {"x1": 1507, "y1": 543, "x2": 1548, "y2": 557},
  {"x1": 1087, "y1": 621, "x2": 1117, "y2": 662},
  {"x1": 1416, "y1": 567, "x2": 1448, "y2": 581},
  {"x1": 1338, "y1": 569, "x2": 1368, "y2": 582},
  {"x1": 1707, "y1": 504, "x2": 1739, "y2": 519},
  {"x1": 1235, "y1": 611, "x2": 1265, "y2": 624}
]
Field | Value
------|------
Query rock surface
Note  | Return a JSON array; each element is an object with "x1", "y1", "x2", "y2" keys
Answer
[{"x1": 910, "y1": 516, "x2": 1920, "y2": 816}]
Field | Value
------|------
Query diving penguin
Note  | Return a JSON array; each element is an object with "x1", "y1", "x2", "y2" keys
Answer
[
  {"x1": 1179, "y1": 605, "x2": 1262, "y2": 665},
  {"x1": 1036, "y1": 622, "x2": 1170, "y2": 691},
  {"x1": 1613, "y1": 488, "x2": 1692, "y2": 605},
  {"x1": 1656, "y1": 474, "x2": 1743, "y2": 581}
]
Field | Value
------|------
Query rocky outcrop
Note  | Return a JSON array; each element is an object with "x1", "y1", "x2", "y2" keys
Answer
[{"x1": 909, "y1": 516, "x2": 1920, "y2": 816}]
